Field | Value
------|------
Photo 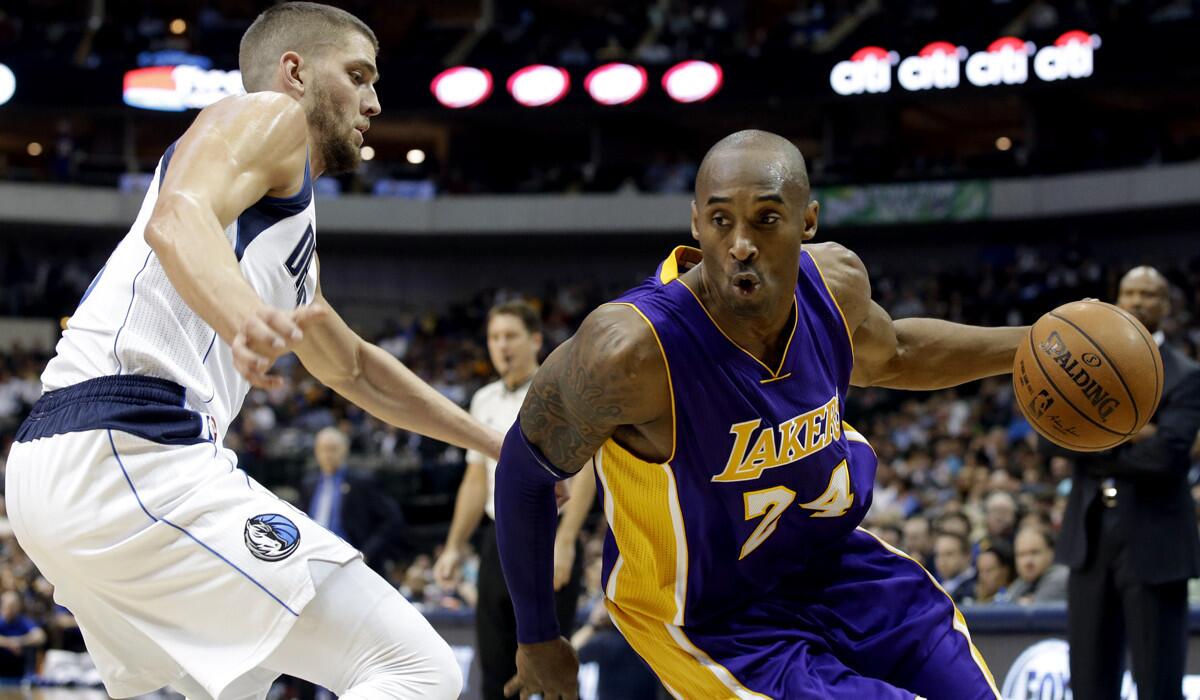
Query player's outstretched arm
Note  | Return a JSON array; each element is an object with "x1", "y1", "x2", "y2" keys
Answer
[
  {"x1": 496, "y1": 304, "x2": 668, "y2": 700},
  {"x1": 145, "y1": 93, "x2": 316, "y2": 389},
  {"x1": 808, "y1": 242, "x2": 1028, "y2": 390},
  {"x1": 294, "y1": 268, "x2": 504, "y2": 460}
]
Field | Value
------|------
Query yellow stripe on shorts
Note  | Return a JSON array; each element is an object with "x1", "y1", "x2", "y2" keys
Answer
[{"x1": 606, "y1": 600, "x2": 771, "y2": 700}]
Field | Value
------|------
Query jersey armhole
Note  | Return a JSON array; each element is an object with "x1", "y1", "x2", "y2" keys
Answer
[
  {"x1": 603, "y1": 302, "x2": 677, "y2": 465},
  {"x1": 803, "y1": 250, "x2": 856, "y2": 359}
]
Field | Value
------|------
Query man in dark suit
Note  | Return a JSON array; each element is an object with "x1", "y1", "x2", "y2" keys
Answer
[
  {"x1": 1050, "y1": 266, "x2": 1200, "y2": 700},
  {"x1": 302, "y1": 426, "x2": 411, "y2": 576}
]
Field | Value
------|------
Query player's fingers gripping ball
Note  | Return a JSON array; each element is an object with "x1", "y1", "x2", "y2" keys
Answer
[{"x1": 1013, "y1": 300, "x2": 1164, "y2": 451}]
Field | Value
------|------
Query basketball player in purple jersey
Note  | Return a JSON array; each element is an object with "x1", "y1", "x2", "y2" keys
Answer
[{"x1": 494, "y1": 130, "x2": 1028, "y2": 699}]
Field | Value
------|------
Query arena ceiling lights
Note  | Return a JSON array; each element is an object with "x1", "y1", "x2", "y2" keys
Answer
[
  {"x1": 831, "y1": 30, "x2": 1101, "y2": 96},
  {"x1": 0, "y1": 63, "x2": 15, "y2": 107},
  {"x1": 431, "y1": 61, "x2": 722, "y2": 108},
  {"x1": 585, "y1": 63, "x2": 647, "y2": 106},
  {"x1": 507, "y1": 64, "x2": 571, "y2": 107},
  {"x1": 430, "y1": 66, "x2": 494, "y2": 109},
  {"x1": 662, "y1": 60, "x2": 724, "y2": 103}
]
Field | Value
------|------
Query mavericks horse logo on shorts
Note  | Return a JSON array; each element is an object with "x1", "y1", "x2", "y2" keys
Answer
[{"x1": 244, "y1": 514, "x2": 301, "y2": 561}]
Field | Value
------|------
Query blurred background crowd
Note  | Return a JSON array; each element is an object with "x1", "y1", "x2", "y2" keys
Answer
[{"x1": 0, "y1": 0, "x2": 1198, "y2": 695}]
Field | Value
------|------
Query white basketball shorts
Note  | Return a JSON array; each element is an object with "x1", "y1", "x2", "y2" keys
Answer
[{"x1": 6, "y1": 375, "x2": 360, "y2": 699}]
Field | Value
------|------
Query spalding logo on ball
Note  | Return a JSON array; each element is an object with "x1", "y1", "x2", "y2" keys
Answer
[{"x1": 1014, "y1": 300, "x2": 1163, "y2": 451}]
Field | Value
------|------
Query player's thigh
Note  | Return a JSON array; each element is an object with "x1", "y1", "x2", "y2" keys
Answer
[
  {"x1": 259, "y1": 560, "x2": 461, "y2": 698},
  {"x1": 609, "y1": 600, "x2": 916, "y2": 700},
  {"x1": 794, "y1": 529, "x2": 998, "y2": 698}
]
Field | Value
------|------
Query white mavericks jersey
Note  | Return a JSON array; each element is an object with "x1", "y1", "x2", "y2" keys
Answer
[{"x1": 42, "y1": 141, "x2": 318, "y2": 437}]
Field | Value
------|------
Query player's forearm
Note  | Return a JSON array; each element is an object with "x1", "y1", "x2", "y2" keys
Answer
[
  {"x1": 556, "y1": 459, "x2": 596, "y2": 543},
  {"x1": 145, "y1": 194, "x2": 265, "y2": 343},
  {"x1": 338, "y1": 342, "x2": 503, "y2": 459},
  {"x1": 445, "y1": 462, "x2": 488, "y2": 551},
  {"x1": 495, "y1": 421, "x2": 568, "y2": 644},
  {"x1": 875, "y1": 319, "x2": 1027, "y2": 390}
]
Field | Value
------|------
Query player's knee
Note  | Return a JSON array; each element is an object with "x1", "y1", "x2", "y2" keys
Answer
[
  {"x1": 346, "y1": 633, "x2": 461, "y2": 700},
  {"x1": 426, "y1": 638, "x2": 464, "y2": 699}
]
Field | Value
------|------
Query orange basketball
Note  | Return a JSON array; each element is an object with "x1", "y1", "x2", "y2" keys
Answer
[{"x1": 1013, "y1": 300, "x2": 1164, "y2": 452}]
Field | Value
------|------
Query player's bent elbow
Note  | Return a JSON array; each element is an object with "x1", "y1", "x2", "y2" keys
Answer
[{"x1": 144, "y1": 192, "x2": 200, "y2": 255}]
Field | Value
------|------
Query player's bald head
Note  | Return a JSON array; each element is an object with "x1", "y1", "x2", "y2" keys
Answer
[
  {"x1": 1117, "y1": 265, "x2": 1170, "y2": 332},
  {"x1": 1120, "y1": 265, "x2": 1168, "y2": 293},
  {"x1": 695, "y1": 130, "x2": 810, "y2": 203},
  {"x1": 239, "y1": 2, "x2": 378, "y2": 93}
]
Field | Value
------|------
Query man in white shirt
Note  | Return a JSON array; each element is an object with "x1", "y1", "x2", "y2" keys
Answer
[{"x1": 433, "y1": 300, "x2": 595, "y2": 700}]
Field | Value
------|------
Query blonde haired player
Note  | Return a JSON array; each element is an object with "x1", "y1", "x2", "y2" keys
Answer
[{"x1": 5, "y1": 4, "x2": 499, "y2": 699}]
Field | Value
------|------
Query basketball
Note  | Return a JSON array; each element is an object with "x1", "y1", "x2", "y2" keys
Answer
[{"x1": 1013, "y1": 300, "x2": 1164, "y2": 452}]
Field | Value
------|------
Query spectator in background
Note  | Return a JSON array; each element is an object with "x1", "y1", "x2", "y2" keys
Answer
[
  {"x1": 901, "y1": 515, "x2": 935, "y2": 570},
  {"x1": 872, "y1": 522, "x2": 903, "y2": 550},
  {"x1": 1048, "y1": 266, "x2": 1200, "y2": 700},
  {"x1": 981, "y1": 490, "x2": 1018, "y2": 550},
  {"x1": 301, "y1": 426, "x2": 411, "y2": 576},
  {"x1": 934, "y1": 531, "x2": 976, "y2": 605},
  {"x1": 973, "y1": 541, "x2": 1016, "y2": 604},
  {"x1": 0, "y1": 590, "x2": 45, "y2": 680},
  {"x1": 1006, "y1": 527, "x2": 1068, "y2": 605},
  {"x1": 937, "y1": 511, "x2": 973, "y2": 541}
]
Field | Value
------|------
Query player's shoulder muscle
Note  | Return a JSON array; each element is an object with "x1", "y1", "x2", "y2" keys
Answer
[
  {"x1": 161, "y1": 93, "x2": 309, "y2": 224},
  {"x1": 806, "y1": 241, "x2": 871, "y2": 332},
  {"x1": 520, "y1": 302, "x2": 668, "y2": 469}
]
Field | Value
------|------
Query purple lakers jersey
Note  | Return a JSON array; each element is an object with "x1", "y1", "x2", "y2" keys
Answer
[{"x1": 596, "y1": 246, "x2": 879, "y2": 627}]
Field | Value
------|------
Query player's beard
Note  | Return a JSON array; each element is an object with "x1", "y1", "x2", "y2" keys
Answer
[{"x1": 307, "y1": 82, "x2": 360, "y2": 175}]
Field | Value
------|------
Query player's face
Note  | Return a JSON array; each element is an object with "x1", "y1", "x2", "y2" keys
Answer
[
  {"x1": 1117, "y1": 272, "x2": 1169, "y2": 334},
  {"x1": 487, "y1": 314, "x2": 542, "y2": 380},
  {"x1": 691, "y1": 152, "x2": 818, "y2": 317},
  {"x1": 304, "y1": 31, "x2": 381, "y2": 176}
]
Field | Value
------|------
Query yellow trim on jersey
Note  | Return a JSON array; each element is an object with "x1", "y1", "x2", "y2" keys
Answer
[
  {"x1": 759, "y1": 372, "x2": 793, "y2": 385},
  {"x1": 677, "y1": 277, "x2": 797, "y2": 379},
  {"x1": 804, "y1": 249, "x2": 857, "y2": 358},
  {"x1": 857, "y1": 528, "x2": 1001, "y2": 698},
  {"x1": 842, "y1": 421, "x2": 873, "y2": 449},
  {"x1": 660, "y1": 246, "x2": 683, "y2": 284},
  {"x1": 608, "y1": 600, "x2": 772, "y2": 700},
  {"x1": 659, "y1": 246, "x2": 704, "y2": 285},
  {"x1": 596, "y1": 302, "x2": 686, "y2": 623},
  {"x1": 593, "y1": 450, "x2": 624, "y2": 603},
  {"x1": 606, "y1": 302, "x2": 676, "y2": 463},
  {"x1": 599, "y1": 438, "x2": 689, "y2": 625}
]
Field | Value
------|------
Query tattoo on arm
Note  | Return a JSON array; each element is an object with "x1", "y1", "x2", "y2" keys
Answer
[{"x1": 520, "y1": 306, "x2": 661, "y2": 471}]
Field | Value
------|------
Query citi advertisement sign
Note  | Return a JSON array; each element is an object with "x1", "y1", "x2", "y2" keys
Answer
[{"x1": 831, "y1": 30, "x2": 1100, "y2": 96}]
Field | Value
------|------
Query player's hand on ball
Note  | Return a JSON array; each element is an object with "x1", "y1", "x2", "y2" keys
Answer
[
  {"x1": 232, "y1": 305, "x2": 327, "y2": 389},
  {"x1": 505, "y1": 638, "x2": 579, "y2": 700}
]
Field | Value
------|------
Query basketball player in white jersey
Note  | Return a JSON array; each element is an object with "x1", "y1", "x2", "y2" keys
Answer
[{"x1": 4, "y1": 4, "x2": 497, "y2": 699}]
